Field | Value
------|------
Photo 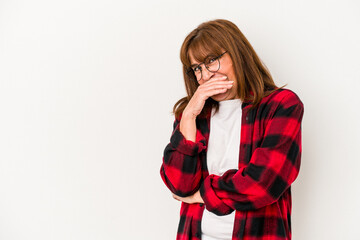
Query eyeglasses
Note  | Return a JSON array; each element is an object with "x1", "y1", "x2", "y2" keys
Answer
[{"x1": 186, "y1": 51, "x2": 228, "y2": 82}]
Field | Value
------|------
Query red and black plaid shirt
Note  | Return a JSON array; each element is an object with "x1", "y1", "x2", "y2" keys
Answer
[{"x1": 160, "y1": 88, "x2": 304, "y2": 240}]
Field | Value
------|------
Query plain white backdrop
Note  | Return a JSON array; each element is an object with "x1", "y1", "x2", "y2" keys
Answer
[{"x1": 0, "y1": 0, "x2": 359, "y2": 239}]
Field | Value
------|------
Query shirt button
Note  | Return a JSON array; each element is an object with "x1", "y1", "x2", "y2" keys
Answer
[{"x1": 199, "y1": 203, "x2": 204, "y2": 207}]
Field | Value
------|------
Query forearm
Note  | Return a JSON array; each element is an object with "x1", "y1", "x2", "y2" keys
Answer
[
  {"x1": 160, "y1": 115, "x2": 207, "y2": 197},
  {"x1": 199, "y1": 94, "x2": 304, "y2": 215},
  {"x1": 179, "y1": 111, "x2": 197, "y2": 142}
]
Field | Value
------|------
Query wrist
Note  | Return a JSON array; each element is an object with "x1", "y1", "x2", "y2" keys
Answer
[{"x1": 182, "y1": 110, "x2": 197, "y2": 120}]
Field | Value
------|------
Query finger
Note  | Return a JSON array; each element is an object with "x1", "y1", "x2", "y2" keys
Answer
[
  {"x1": 206, "y1": 87, "x2": 229, "y2": 97},
  {"x1": 204, "y1": 76, "x2": 229, "y2": 85},
  {"x1": 199, "y1": 79, "x2": 234, "y2": 89},
  {"x1": 202, "y1": 81, "x2": 233, "y2": 91},
  {"x1": 172, "y1": 194, "x2": 180, "y2": 201},
  {"x1": 209, "y1": 75, "x2": 228, "y2": 81},
  {"x1": 201, "y1": 83, "x2": 233, "y2": 96}
]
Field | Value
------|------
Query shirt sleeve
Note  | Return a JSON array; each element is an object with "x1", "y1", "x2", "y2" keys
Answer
[
  {"x1": 160, "y1": 114, "x2": 207, "y2": 197},
  {"x1": 199, "y1": 92, "x2": 304, "y2": 215}
]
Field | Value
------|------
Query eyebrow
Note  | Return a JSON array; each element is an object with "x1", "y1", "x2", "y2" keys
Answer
[{"x1": 189, "y1": 53, "x2": 216, "y2": 68}]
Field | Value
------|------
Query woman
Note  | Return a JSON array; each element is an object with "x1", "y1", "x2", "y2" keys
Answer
[{"x1": 160, "y1": 19, "x2": 304, "y2": 240}]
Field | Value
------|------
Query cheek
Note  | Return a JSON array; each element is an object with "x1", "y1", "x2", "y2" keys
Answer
[
  {"x1": 225, "y1": 69, "x2": 236, "y2": 80},
  {"x1": 223, "y1": 62, "x2": 235, "y2": 77}
]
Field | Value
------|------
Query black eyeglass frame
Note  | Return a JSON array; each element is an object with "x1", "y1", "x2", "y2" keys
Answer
[{"x1": 186, "y1": 51, "x2": 228, "y2": 82}]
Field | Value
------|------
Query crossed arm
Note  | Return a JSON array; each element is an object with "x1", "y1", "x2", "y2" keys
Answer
[{"x1": 160, "y1": 92, "x2": 304, "y2": 214}]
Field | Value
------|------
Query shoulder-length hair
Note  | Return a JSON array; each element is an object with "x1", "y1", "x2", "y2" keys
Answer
[{"x1": 173, "y1": 19, "x2": 286, "y2": 119}]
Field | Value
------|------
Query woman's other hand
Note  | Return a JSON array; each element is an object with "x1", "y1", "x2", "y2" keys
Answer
[{"x1": 172, "y1": 190, "x2": 204, "y2": 204}]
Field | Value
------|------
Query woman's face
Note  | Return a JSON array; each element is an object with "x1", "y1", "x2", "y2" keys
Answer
[{"x1": 188, "y1": 49, "x2": 239, "y2": 102}]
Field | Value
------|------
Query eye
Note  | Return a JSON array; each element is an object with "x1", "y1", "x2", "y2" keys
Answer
[
  {"x1": 193, "y1": 66, "x2": 201, "y2": 72},
  {"x1": 205, "y1": 56, "x2": 218, "y2": 65},
  {"x1": 209, "y1": 57, "x2": 217, "y2": 63}
]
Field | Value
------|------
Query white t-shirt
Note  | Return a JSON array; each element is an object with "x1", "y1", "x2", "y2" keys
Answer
[{"x1": 201, "y1": 98, "x2": 242, "y2": 240}]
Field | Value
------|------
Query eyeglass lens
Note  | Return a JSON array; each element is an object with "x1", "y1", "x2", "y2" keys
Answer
[{"x1": 191, "y1": 55, "x2": 221, "y2": 81}]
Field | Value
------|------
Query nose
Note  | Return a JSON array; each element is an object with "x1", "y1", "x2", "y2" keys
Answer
[{"x1": 201, "y1": 65, "x2": 214, "y2": 82}]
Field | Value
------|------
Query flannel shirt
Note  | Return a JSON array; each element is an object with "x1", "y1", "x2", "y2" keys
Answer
[{"x1": 160, "y1": 88, "x2": 304, "y2": 240}]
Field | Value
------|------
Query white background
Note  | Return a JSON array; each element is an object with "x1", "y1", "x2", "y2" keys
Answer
[{"x1": 0, "y1": 0, "x2": 359, "y2": 239}]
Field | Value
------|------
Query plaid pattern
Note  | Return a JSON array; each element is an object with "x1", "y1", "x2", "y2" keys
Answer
[{"x1": 160, "y1": 88, "x2": 304, "y2": 240}]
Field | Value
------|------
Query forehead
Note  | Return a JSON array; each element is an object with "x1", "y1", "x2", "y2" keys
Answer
[
  {"x1": 187, "y1": 38, "x2": 224, "y2": 66},
  {"x1": 188, "y1": 49, "x2": 222, "y2": 66}
]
